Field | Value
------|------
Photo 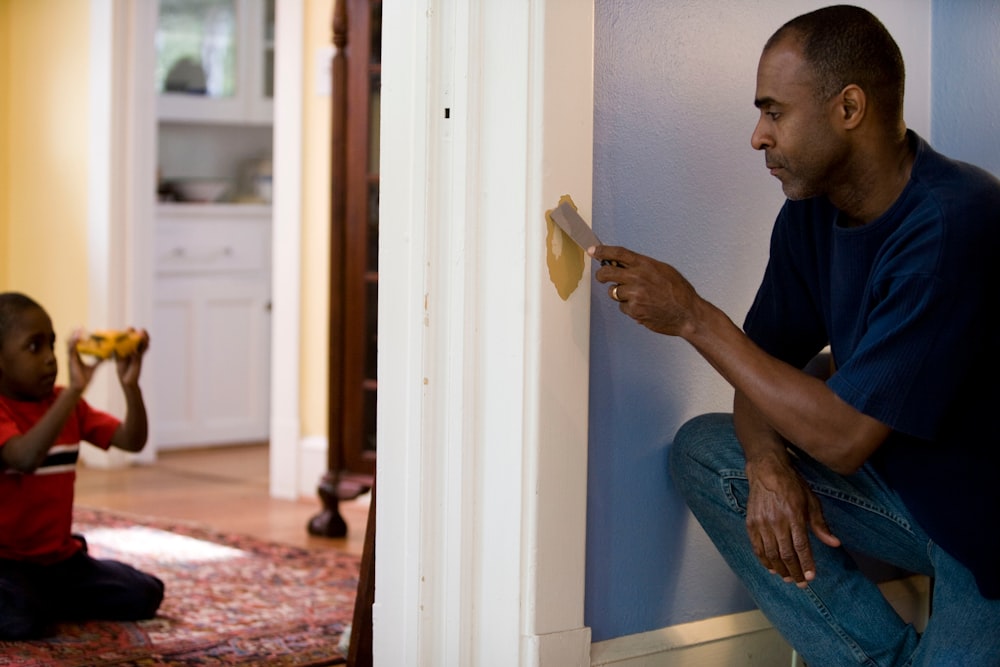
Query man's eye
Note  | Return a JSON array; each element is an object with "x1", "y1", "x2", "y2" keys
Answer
[{"x1": 767, "y1": 112, "x2": 781, "y2": 120}]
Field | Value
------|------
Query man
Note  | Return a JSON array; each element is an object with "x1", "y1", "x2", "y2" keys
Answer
[{"x1": 592, "y1": 5, "x2": 1000, "y2": 666}]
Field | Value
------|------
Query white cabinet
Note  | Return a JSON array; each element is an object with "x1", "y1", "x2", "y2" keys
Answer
[
  {"x1": 151, "y1": 204, "x2": 271, "y2": 449},
  {"x1": 150, "y1": 0, "x2": 274, "y2": 450},
  {"x1": 155, "y1": 0, "x2": 274, "y2": 125}
]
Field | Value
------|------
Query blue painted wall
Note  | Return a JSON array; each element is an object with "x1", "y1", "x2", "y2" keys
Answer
[
  {"x1": 586, "y1": 0, "x2": 935, "y2": 642},
  {"x1": 931, "y1": 1, "x2": 1000, "y2": 179}
]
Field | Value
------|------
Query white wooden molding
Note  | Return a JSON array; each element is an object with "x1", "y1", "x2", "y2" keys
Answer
[
  {"x1": 268, "y1": 0, "x2": 305, "y2": 500},
  {"x1": 376, "y1": 0, "x2": 594, "y2": 664},
  {"x1": 590, "y1": 611, "x2": 793, "y2": 667}
]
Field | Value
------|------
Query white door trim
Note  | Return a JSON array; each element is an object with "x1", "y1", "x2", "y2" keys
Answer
[
  {"x1": 96, "y1": 0, "x2": 304, "y2": 493},
  {"x1": 376, "y1": 1, "x2": 595, "y2": 663},
  {"x1": 268, "y1": 0, "x2": 305, "y2": 499},
  {"x1": 85, "y1": 0, "x2": 157, "y2": 468}
]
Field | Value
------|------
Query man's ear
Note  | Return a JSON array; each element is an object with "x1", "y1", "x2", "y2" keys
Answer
[{"x1": 838, "y1": 84, "x2": 866, "y2": 129}]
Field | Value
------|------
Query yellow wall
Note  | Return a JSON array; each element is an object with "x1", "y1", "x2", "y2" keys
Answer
[
  {"x1": 300, "y1": 0, "x2": 333, "y2": 438},
  {"x1": 0, "y1": 0, "x2": 91, "y2": 357},
  {"x1": 0, "y1": 0, "x2": 331, "y2": 440},
  {"x1": 0, "y1": 0, "x2": 9, "y2": 280}
]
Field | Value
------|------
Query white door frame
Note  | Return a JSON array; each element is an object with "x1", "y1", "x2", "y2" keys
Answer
[
  {"x1": 376, "y1": 1, "x2": 595, "y2": 663},
  {"x1": 267, "y1": 0, "x2": 304, "y2": 499},
  {"x1": 85, "y1": 0, "x2": 157, "y2": 468},
  {"x1": 90, "y1": 0, "x2": 304, "y2": 495}
]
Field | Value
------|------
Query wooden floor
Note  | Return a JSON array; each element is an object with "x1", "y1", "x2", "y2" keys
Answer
[{"x1": 75, "y1": 443, "x2": 369, "y2": 556}]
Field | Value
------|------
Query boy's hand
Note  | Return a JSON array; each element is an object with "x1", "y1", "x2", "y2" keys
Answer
[
  {"x1": 110, "y1": 329, "x2": 150, "y2": 453},
  {"x1": 66, "y1": 328, "x2": 102, "y2": 393},
  {"x1": 116, "y1": 328, "x2": 150, "y2": 387}
]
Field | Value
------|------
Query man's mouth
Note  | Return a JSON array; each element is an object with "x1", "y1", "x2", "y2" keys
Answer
[{"x1": 764, "y1": 152, "x2": 784, "y2": 175}]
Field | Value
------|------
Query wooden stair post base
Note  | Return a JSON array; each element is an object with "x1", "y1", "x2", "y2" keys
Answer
[
  {"x1": 347, "y1": 476, "x2": 375, "y2": 667},
  {"x1": 308, "y1": 472, "x2": 373, "y2": 538}
]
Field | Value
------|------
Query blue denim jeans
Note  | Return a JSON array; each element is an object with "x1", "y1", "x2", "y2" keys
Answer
[{"x1": 670, "y1": 413, "x2": 1000, "y2": 667}]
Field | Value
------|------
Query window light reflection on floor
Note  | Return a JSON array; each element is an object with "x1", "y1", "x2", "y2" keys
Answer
[{"x1": 83, "y1": 527, "x2": 247, "y2": 563}]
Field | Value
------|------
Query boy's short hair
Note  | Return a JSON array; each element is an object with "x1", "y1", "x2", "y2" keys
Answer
[{"x1": 0, "y1": 292, "x2": 43, "y2": 344}]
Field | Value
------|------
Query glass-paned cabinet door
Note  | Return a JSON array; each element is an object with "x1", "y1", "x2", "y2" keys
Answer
[
  {"x1": 261, "y1": 0, "x2": 275, "y2": 99},
  {"x1": 252, "y1": 0, "x2": 275, "y2": 122},
  {"x1": 156, "y1": 0, "x2": 274, "y2": 124},
  {"x1": 156, "y1": 0, "x2": 237, "y2": 98}
]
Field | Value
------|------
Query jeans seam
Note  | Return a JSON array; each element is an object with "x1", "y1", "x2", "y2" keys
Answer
[
  {"x1": 803, "y1": 585, "x2": 880, "y2": 667},
  {"x1": 718, "y1": 469, "x2": 915, "y2": 535},
  {"x1": 718, "y1": 468, "x2": 897, "y2": 665},
  {"x1": 719, "y1": 469, "x2": 747, "y2": 514},
  {"x1": 808, "y1": 484, "x2": 914, "y2": 534}
]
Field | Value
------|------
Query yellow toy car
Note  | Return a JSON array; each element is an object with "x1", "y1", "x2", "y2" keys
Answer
[{"x1": 76, "y1": 329, "x2": 144, "y2": 360}]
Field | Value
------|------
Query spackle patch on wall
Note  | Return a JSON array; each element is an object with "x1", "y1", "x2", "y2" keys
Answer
[{"x1": 545, "y1": 197, "x2": 585, "y2": 300}]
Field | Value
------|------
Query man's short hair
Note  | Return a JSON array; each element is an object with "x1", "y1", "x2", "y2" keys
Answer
[{"x1": 766, "y1": 5, "x2": 905, "y2": 123}]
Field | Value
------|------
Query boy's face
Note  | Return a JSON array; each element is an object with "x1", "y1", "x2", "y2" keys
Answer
[{"x1": 0, "y1": 305, "x2": 58, "y2": 401}]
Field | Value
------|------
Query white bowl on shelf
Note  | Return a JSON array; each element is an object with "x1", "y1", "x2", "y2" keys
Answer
[{"x1": 172, "y1": 179, "x2": 231, "y2": 203}]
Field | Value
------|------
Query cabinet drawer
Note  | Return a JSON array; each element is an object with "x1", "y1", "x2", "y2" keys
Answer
[{"x1": 155, "y1": 221, "x2": 269, "y2": 275}]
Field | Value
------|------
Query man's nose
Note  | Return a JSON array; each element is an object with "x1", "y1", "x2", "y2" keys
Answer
[{"x1": 751, "y1": 119, "x2": 771, "y2": 151}]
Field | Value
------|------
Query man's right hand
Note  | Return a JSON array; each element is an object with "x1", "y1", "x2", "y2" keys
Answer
[{"x1": 745, "y1": 454, "x2": 841, "y2": 587}]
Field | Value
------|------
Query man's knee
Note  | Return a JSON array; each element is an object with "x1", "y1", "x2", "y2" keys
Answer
[
  {"x1": 669, "y1": 412, "x2": 740, "y2": 495},
  {"x1": 670, "y1": 413, "x2": 735, "y2": 464}
]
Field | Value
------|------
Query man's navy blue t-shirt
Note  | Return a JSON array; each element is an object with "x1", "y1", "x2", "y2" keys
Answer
[{"x1": 743, "y1": 130, "x2": 1000, "y2": 598}]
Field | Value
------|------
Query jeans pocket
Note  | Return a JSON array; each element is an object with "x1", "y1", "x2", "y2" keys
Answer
[{"x1": 720, "y1": 469, "x2": 750, "y2": 516}]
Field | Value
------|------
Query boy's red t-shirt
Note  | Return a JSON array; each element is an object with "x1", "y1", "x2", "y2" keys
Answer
[{"x1": 0, "y1": 388, "x2": 120, "y2": 563}]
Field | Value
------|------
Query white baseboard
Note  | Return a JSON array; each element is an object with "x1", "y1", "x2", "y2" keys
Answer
[
  {"x1": 590, "y1": 610, "x2": 794, "y2": 667},
  {"x1": 522, "y1": 626, "x2": 592, "y2": 667},
  {"x1": 298, "y1": 435, "x2": 328, "y2": 499},
  {"x1": 589, "y1": 576, "x2": 930, "y2": 667}
]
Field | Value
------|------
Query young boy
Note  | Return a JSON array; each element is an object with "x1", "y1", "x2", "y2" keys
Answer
[{"x1": 0, "y1": 292, "x2": 164, "y2": 640}]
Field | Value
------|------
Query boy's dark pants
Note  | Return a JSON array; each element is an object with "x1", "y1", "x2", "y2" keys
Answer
[{"x1": 0, "y1": 546, "x2": 164, "y2": 640}]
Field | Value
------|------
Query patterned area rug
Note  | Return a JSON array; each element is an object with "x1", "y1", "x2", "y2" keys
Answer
[{"x1": 0, "y1": 507, "x2": 358, "y2": 666}]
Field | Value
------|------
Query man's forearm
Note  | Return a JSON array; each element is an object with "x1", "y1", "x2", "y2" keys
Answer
[
  {"x1": 733, "y1": 389, "x2": 791, "y2": 467},
  {"x1": 685, "y1": 298, "x2": 886, "y2": 473}
]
